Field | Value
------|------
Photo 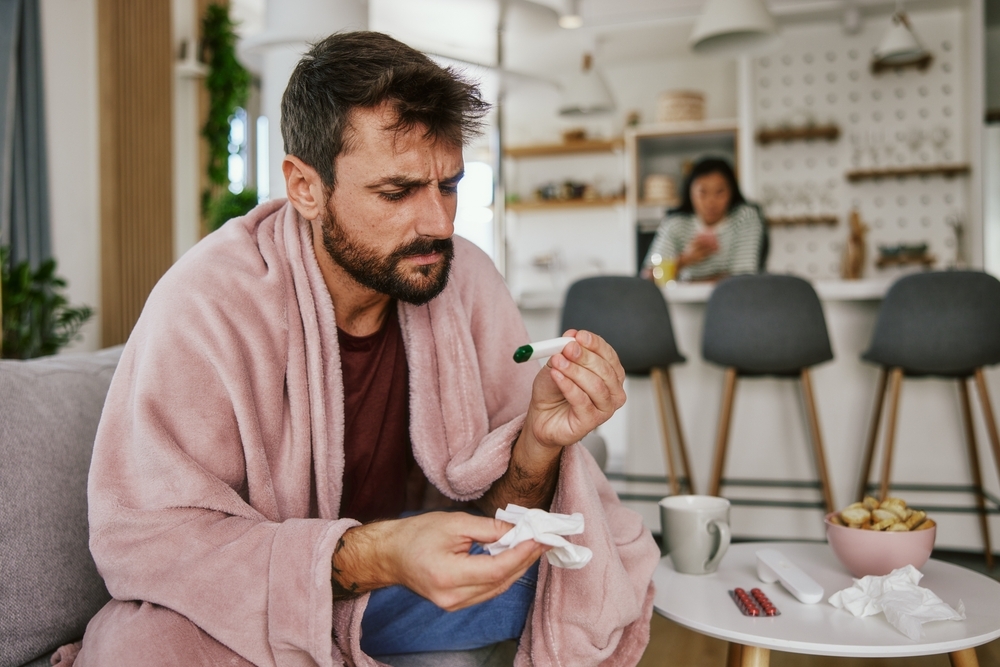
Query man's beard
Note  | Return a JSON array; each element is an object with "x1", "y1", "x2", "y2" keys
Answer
[{"x1": 319, "y1": 210, "x2": 454, "y2": 306}]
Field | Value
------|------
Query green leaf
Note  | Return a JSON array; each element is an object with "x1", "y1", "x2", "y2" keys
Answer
[{"x1": 1, "y1": 246, "x2": 95, "y2": 359}]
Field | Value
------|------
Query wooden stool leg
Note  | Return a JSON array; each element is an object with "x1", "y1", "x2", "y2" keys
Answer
[
  {"x1": 663, "y1": 368, "x2": 696, "y2": 494},
  {"x1": 857, "y1": 368, "x2": 889, "y2": 502},
  {"x1": 959, "y1": 378, "x2": 994, "y2": 570},
  {"x1": 879, "y1": 368, "x2": 905, "y2": 501},
  {"x1": 949, "y1": 647, "x2": 980, "y2": 667},
  {"x1": 974, "y1": 368, "x2": 1000, "y2": 505},
  {"x1": 801, "y1": 368, "x2": 836, "y2": 514},
  {"x1": 727, "y1": 642, "x2": 743, "y2": 667},
  {"x1": 740, "y1": 645, "x2": 770, "y2": 667},
  {"x1": 651, "y1": 367, "x2": 680, "y2": 496},
  {"x1": 709, "y1": 368, "x2": 738, "y2": 497}
]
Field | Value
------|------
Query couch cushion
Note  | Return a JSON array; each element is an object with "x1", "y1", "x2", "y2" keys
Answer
[{"x1": 0, "y1": 347, "x2": 122, "y2": 667}]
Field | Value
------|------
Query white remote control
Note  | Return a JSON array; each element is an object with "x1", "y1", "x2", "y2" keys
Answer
[{"x1": 755, "y1": 549, "x2": 824, "y2": 604}]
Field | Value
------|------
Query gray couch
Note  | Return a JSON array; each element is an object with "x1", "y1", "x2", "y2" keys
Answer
[
  {"x1": 0, "y1": 347, "x2": 603, "y2": 667},
  {"x1": 0, "y1": 347, "x2": 122, "y2": 667}
]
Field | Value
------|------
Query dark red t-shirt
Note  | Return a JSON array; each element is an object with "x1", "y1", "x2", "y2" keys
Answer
[{"x1": 337, "y1": 306, "x2": 418, "y2": 524}]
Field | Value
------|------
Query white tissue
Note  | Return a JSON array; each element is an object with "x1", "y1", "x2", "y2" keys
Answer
[
  {"x1": 828, "y1": 565, "x2": 966, "y2": 640},
  {"x1": 485, "y1": 504, "x2": 593, "y2": 569}
]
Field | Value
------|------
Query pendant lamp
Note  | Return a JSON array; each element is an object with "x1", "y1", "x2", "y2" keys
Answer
[
  {"x1": 558, "y1": 53, "x2": 614, "y2": 116},
  {"x1": 689, "y1": 0, "x2": 777, "y2": 56},
  {"x1": 559, "y1": 0, "x2": 583, "y2": 29},
  {"x1": 871, "y1": 10, "x2": 932, "y2": 73}
]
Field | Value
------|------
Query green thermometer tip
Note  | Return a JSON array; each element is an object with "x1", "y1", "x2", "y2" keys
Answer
[{"x1": 512, "y1": 345, "x2": 533, "y2": 363}]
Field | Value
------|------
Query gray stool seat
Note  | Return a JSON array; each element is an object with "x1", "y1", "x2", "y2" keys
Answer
[
  {"x1": 856, "y1": 271, "x2": 1000, "y2": 568},
  {"x1": 561, "y1": 276, "x2": 693, "y2": 495},
  {"x1": 702, "y1": 274, "x2": 836, "y2": 515},
  {"x1": 862, "y1": 271, "x2": 1000, "y2": 377},
  {"x1": 703, "y1": 274, "x2": 833, "y2": 376}
]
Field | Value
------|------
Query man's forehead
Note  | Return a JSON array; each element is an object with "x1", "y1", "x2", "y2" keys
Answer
[{"x1": 341, "y1": 104, "x2": 458, "y2": 158}]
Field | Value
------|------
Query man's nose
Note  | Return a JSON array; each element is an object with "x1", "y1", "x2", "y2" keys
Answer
[{"x1": 416, "y1": 188, "x2": 455, "y2": 239}]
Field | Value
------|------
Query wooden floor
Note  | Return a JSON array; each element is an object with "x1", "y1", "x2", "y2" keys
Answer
[{"x1": 638, "y1": 614, "x2": 1000, "y2": 667}]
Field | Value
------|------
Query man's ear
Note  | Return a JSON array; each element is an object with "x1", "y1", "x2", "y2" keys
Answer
[{"x1": 283, "y1": 155, "x2": 327, "y2": 221}]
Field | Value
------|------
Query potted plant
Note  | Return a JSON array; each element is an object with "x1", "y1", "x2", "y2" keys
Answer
[{"x1": 1, "y1": 246, "x2": 94, "y2": 359}]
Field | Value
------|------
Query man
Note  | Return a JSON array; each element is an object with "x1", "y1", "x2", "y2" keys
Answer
[{"x1": 67, "y1": 32, "x2": 658, "y2": 667}]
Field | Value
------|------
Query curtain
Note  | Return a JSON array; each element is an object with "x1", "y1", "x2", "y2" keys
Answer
[{"x1": 0, "y1": 0, "x2": 50, "y2": 269}]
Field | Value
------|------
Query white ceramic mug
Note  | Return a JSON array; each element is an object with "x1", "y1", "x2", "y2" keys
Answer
[{"x1": 659, "y1": 495, "x2": 732, "y2": 574}]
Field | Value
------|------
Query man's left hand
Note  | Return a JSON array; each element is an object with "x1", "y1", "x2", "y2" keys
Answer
[
  {"x1": 524, "y1": 329, "x2": 626, "y2": 452},
  {"x1": 477, "y1": 330, "x2": 624, "y2": 515}
]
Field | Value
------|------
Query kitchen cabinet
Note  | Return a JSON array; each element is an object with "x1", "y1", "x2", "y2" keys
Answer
[{"x1": 503, "y1": 138, "x2": 629, "y2": 312}]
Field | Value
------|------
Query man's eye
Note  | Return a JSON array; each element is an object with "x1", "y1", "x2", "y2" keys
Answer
[
  {"x1": 440, "y1": 183, "x2": 459, "y2": 196},
  {"x1": 380, "y1": 189, "x2": 410, "y2": 202}
]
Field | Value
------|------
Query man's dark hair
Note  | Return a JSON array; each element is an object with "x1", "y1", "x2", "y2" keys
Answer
[
  {"x1": 281, "y1": 31, "x2": 490, "y2": 189},
  {"x1": 671, "y1": 156, "x2": 747, "y2": 215}
]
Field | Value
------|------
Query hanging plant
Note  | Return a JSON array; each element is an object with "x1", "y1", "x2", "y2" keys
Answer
[
  {"x1": 206, "y1": 188, "x2": 260, "y2": 232},
  {"x1": 1, "y1": 246, "x2": 94, "y2": 359},
  {"x1": 201, "y1": 3, "x2": 252, "y2": 215}
]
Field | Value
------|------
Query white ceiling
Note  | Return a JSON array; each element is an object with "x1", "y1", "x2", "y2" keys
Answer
[{"x1": 234, "y1": 0, "x2": 969, "y2": 76}]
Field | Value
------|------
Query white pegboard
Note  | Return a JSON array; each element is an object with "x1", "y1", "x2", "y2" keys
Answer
[{"x1": 750, "y1": 8, "x2": 969, "y2": 280}]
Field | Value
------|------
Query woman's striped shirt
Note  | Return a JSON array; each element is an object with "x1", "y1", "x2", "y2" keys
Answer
[{"x1": 642, "y1": 203, "x2": 764, "y2": 281}]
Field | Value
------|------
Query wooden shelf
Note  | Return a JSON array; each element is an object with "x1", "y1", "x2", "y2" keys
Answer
[
  {"x1": 504, "y1": 138, "x2": 624, "y2": 158},
  {"x1": 871, "y1": 53, "x2": 933, "y2": 75},
  {"x1": 845, "y1": 164, "x2": 970, "y2": 183},
  {"x1": 757, "y1": 125, "x2": 840, "y2": 145},
  {"x1": 506, "y1": 196, "x2": 625, "y2": 212},
  {"x1": 766, "y1": 216, "x2": 839, "y2": 227},
  {"x1": 875, "y1": 254, "x2": 936, "y2": 269}
]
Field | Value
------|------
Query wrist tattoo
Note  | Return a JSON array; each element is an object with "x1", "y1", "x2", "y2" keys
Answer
[{"x1": 331, "y1": 537, "x2": 360, "y2": 601}]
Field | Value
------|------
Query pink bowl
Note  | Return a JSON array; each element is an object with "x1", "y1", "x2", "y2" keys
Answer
[{"x1": 824, "y1": 512, "x2": 936, "y2": 578}]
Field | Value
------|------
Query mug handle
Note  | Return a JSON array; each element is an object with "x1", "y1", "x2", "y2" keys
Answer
[{"x1": 704, "y1": 519, "x2": 732, "y2": 571}]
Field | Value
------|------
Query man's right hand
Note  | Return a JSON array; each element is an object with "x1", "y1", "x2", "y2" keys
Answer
[{"x1": 331, "y1": 511, "x2": 548, "y2": 611}]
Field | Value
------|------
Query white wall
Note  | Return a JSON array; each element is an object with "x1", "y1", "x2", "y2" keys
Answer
[{"x1": 39, "y1": 0, "x2": 101, "y2": 352}]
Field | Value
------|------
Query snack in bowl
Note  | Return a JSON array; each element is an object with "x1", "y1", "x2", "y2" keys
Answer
[{"x1": 825, "y1": 497, "x2": 936, "y2": 577}]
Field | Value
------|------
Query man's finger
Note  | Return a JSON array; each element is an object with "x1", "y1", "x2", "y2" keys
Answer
[
  {"x1": 567, "y1": 330, "x2": 626, "y2": 384},
  {"x1": 550, "y1": 337, "x2": 625, "y2": 414},
  {"x1": 445, "y1": 542, "x2": 547, "y2": 610}
]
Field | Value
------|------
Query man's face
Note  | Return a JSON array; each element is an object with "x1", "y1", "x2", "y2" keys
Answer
[{"x1": 319, "y1": 105, "x2": 464, "y2": 305}]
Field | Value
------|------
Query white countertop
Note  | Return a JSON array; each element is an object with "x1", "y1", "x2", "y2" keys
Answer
[
  {"x1": 516, "y1": 278, "x2": 891, "y2": 310},
  {"x1": 663, "y1": 278, "x2": 892, "y2": 304}
]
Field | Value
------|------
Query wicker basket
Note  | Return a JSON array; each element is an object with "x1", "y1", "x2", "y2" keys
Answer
[{"x1": 656, "y1": 90, "x2": 705, "y2": 123}]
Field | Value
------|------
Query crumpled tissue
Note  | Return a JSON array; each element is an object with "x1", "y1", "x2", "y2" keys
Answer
[
  {"x1": 828, "y1": 565, "x2": 966, "y2": 640},
  {"x1": 485, "y1": 503, "x2": 593, "y2": 569}
]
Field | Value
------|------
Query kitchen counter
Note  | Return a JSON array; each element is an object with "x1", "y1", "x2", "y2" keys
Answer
[
  {"x1": 662, "y1": 278, "x2": 893, "y2": 303},
  {"x1": 602, "y1": 278, "x2": 1000, "y2": 553}
]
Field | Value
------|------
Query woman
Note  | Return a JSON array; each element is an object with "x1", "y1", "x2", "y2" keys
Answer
[{"x1": 642, "y1": 157, "x2": 766, "y2": 282}]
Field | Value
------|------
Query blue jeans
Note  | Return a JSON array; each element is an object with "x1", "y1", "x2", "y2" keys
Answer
[{"x1": 360, "y1": 542, "x2": 539, "y2": 656}]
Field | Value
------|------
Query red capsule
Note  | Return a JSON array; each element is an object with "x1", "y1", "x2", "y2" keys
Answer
[
  {"x1": 734, "y1": 588, "x2": 747, "y2": 596},
  {"x1": 764, "y1": 607, "x2": 778, "y2": 616}
]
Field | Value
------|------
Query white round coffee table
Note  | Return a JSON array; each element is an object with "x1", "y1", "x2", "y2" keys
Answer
[{"x1": 653, "y1": 542, "x2": 1000, "y2": 667}]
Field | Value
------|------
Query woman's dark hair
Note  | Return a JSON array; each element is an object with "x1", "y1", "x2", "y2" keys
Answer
[
  {"x1": 281, "y1": 31, "x2": 490, "y2": 190},
  {"x1": 671, "y1": 156, "x2": 746, "y2": 215}
]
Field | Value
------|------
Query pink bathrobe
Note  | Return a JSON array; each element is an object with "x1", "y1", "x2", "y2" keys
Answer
[{"x1": 70, "y1": 200, "x2": 659, "y2": 667}]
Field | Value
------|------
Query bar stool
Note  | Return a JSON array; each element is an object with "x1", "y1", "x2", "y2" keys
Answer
[
  {"x1": 855, "y1": 271, "x2": 1000, "y2": 568},
  {"x1": 561, "y1": 276, "x2": 695, "y2": 495},
  {"x1": 704, "y1": 274, "x2": 836, "y2": 515}
]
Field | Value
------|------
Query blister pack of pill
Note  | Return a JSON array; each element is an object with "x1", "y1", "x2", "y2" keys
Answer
[{"x1": 729, "y1": 587, "x2": 780, "y2": 617}]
